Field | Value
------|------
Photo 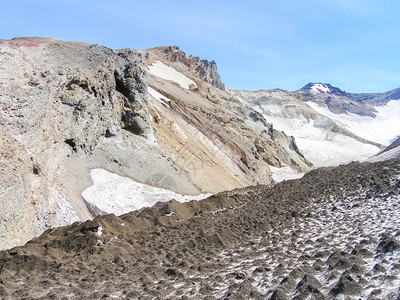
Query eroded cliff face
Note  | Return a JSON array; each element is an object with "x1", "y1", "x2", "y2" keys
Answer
[
  {"x1": 0, "y1": 38, "x2": 153, "y2": 249},
  {"x1": 0, "y1": 38, "x2": 312, "y2": 250}
]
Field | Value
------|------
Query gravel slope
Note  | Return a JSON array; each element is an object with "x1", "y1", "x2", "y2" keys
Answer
[{"x1": 0, "y1": 159, "x2": 399, "y2": 299}]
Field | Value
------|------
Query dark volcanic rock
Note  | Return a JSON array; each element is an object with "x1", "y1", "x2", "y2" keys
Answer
[
  {"x1": 0, "y1": 158, "x2": 400, "y2": 299},
  {"x1": 329, "y1": 274, "x2": 362, "y2": 297}
]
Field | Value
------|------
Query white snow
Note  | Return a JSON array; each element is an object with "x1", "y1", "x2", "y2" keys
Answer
[
  {"x1": 296, "y1": 134, "x2": 379, "y2": 167},
  {"x1": 306, "y1": 100, "x2": 400, "y2": 145},
  {"x1": 368, "y1": 146, "x2": 400, "y2": 162},
  {"x1": 147, "y1": 61, "x2": 197, "y2": 89},
  {"x1": 82, "y1": 168, "x2": 211, "y2": 216},
  {"x1": 258, "y1": 98, "x2": 400, "y2": 168},
  {"x1": 269, "y1": 164, "x2": 304, "y2": 182},
  {"x1": 265, "y1": 113, "x2": 380, "y2": 167},
  {"x1": 148, "y1": 86, "x2": 171, "y2": 104},
  {"x1": 310, "y1": 83, "x2": 330, "y2": 93},
  {"x1": 96, "y1": 226, "x2": 102, "y2": 236}
]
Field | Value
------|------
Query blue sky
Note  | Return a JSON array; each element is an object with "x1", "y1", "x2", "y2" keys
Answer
[{"x1": 1, "y1": 0, "x2": 399, "y2": 92}]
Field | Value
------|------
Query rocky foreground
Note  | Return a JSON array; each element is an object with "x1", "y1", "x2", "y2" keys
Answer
[{"x1": 1, "y1": 158, "x2": 400, "y2": 299}]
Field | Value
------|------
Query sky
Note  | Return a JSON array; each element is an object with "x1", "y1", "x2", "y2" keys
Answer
[{"x1": 1, "y1": 0, "x2": 399, "y2": 93}]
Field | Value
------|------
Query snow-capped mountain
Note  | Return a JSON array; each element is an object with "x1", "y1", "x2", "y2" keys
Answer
[
  {"x1": 233, "y1": 83, "x2": 400, "y2": 168},
  {"x1": 301, "y1": 82, "x2": 400, "y2": 103},
  {"x1": 299, "y1": 82, "x2": 400, "y2": 115}
]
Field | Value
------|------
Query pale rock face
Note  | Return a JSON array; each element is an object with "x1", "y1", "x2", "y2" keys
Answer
[{"x1": 0, "y1": 38, "x2": 152, "y2": 249}]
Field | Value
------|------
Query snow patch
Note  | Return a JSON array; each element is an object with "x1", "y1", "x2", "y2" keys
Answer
[
  {"x1": 310, "y1": 83, "x2": 330, "y2": 93},
  {"x1": 148, "y1": 61, "x2": 197, "y2": 89},
  {"x1": 269, "y1": 165, "x2": 304, "y2": 182},
  {"x1": 82, "y1": 168, "x2": 211, "y2": 216},
  {"x1": 96, "y1": 226, "x2": 102, "y2": 236},
  {"x1": 148, "y1": 86, "x2": 171, "y2": 105}
]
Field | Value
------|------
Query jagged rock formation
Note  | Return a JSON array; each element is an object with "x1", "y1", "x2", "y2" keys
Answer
[
  {"x1": 122, "y1": 46, "x2": 225, "y2": 90},
  {"x1": 0, "y1": 38, "x2": 311, "y2": 250},
  {"x1": 0, "y1": 158, "x2": 399, "y2": 299}
]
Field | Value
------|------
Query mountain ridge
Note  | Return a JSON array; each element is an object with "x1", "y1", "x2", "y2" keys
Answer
[
  {"x1": 299, "y1": 82, "x2": 400, "y2": 105},
  {"x1": 1, "y1": 37, "x2": 400, "y2": 299}
]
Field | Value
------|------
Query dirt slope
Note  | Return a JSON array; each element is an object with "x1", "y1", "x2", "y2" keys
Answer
[{"x1": 1, "y1": 158, "x2": 399, "y2": 299}]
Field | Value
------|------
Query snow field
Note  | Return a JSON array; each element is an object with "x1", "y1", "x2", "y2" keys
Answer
[
  {"x1": 82, "y1": 168, "x2": 211, "y2": 216},
  {"x1": 265, "y1": 113, "x2": 380, "y2": 167},
  {"x1": 147, "y1": 61, "x2": 197, "y2": 89},
  {"x1": 306, "y1": 100, "x2": 400, "y2": 146}
]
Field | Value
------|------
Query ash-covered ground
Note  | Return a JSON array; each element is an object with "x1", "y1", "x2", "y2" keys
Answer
[{"x1": 1, "y1": 158, "x2": 400, "y2": 299}]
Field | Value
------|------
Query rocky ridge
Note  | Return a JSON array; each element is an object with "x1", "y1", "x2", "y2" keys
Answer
[
  {"x1": 120, "y1": 46, "x2": 225, "y2": 90},
  {"x1": 369, "y1": 136, "x2": 400, "y2": 162}
]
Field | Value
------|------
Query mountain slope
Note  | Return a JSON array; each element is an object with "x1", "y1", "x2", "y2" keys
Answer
[
  {"x1": 233, "y1": 83, "x2": 400, "y2": 167},
  {"x1": 0, "y1": 158, "x2": 399, "y2": 299},
  {"x1": 369, "y1": 136, "x2": 400, "y2": 162},
  {"x1": 1, "y1": 37, "x2": 399, "y2": 251},
  {"x1": 0, "y1": 38, "x2": 311, "y2": 250}
]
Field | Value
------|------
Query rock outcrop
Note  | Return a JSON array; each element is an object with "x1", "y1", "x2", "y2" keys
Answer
[
  {"x1": 122, "y1": 46, "x2": 225, "y2": 90},
  {"x1": 0, "y1": 38, "x2": 153, "y2": 250},
  {"x1": 369, "y1": 136, "x2": 400, "y2": 162}
]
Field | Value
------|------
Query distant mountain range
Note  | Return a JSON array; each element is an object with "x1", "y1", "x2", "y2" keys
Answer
[
  {"x1": 300, "y1": 82, "x2": 400, "y2": 105},
  {"x1": 298, "y1": 82, "x2": 400, "y2": 116}
]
